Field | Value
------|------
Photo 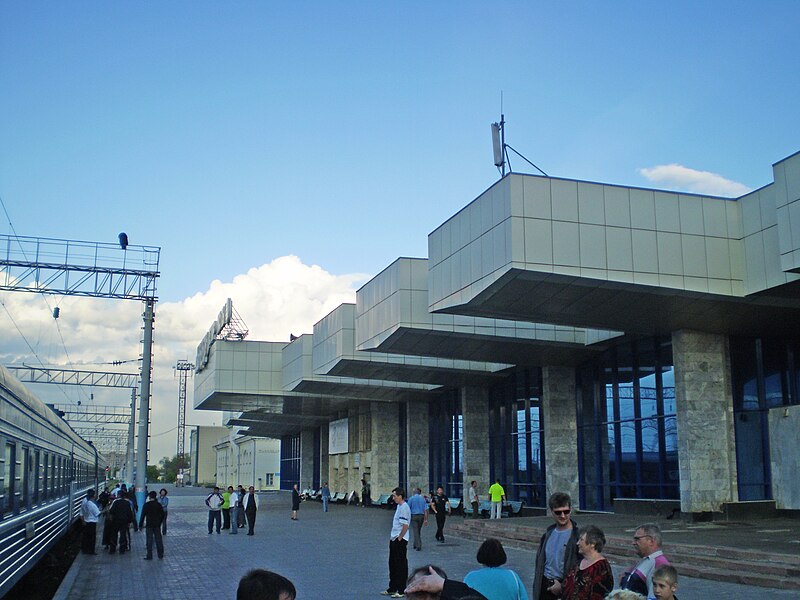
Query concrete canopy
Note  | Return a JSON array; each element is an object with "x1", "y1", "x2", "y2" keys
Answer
[{"x1": 427, "y1": 167, "x2": 800, "y2": 338}]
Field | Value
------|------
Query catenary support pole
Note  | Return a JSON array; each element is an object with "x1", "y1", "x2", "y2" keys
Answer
[
  {"x1": 135, "y1": 299, "x2": 155, "y2": 520},
  {"x1": 126, "y1": 387, "x2": 136, "y2": 486}
]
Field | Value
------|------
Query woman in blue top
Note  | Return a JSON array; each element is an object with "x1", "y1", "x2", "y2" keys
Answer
[
  {"x1": 464, "y1": 538, "x2": 529, "y2": 600},
  {"x1": 158, "y1": 489, "x2": 169, "y2": 534}
]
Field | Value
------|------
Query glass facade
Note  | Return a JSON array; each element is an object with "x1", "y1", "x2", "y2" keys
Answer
[
  {"x1": 488, "y1": 368, "x2": 546, "y2": 507},
  {"x1": 730, "y1": 337, "x2": 800, "y2": 501},
  {"x1": 577, "y1": 337, "x2": 677, "y2": 511},
  {"x1": 279, "y1": 434, "x2": 301, "y2": 491},
  {"x1": 428, "y1": 390, "x2": 463, "y2": 499}
]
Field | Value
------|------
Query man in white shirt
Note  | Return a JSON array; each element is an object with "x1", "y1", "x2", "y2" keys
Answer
[
  {"x1": 80, "y1": 489, "x2": 101, "y2": 555},
  {"x1": 382, "y1": 487, "x2": 411, "y2": 598},
  {"x1": 468, "y1": 481, "x2": 479, "y2": 519},
  {"x1": 228, "y1": 486, "x2": 240, "y2": 535}
]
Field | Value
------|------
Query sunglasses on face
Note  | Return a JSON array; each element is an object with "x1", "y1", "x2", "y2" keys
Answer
[{"x1": 553, "y1": 509, "x2": 571, "y2": 516}]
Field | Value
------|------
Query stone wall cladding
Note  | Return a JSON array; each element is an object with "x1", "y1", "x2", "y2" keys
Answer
[
  {"x1": 406, "y1": 399, "x2": 430, "y2": 492},
  {"x1": 542, "y1": 366, "x2": 579, "y2": 503},
  {"x1": 673, "y1": 329, "x2": 738, "y2": 513},
  {"x1": 461, "y1": 386, "x2": 491, "y2": 505},
  {"x1": 370, "y1": 404, "x2": 400, "y2": 498},
  {"x1": 768, "y1": 404, "x2": 800, "y2": 510}
]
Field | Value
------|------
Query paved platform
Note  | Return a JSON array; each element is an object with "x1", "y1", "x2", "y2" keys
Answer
[{"x1": 53, "y1": 486, "x2": 800, "y2": 599}]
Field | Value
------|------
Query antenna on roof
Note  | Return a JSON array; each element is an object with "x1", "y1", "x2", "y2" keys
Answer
[{"x1": 491, "y1": 93, "x2": 548, "y2": 178}]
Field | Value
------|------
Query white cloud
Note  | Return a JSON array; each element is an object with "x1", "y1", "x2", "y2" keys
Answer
[
  {"x1": 638, "y1": 164, "x2": 752, "y2": 197},
  {"x1": 0, "y1": 256, "x2": 369, "y2": 463}
]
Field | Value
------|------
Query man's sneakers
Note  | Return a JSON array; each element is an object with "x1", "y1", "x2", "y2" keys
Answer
[{"x1": 380, "y1": 591, "x2": 403, "y2": 598}]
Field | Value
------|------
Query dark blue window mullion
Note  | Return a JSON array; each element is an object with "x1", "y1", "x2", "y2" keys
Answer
[
  {"x1": 576, "y1": 371, "x2": 586, "y2": 510},
  {"x1": 632, "y1": 345, "x2": 644, "y2": 498},
  {"x1": 754, "y1": 340, "x2": 773, "y2": 499},
  {"x1": 593, "y1": 370, "x2": 605, "y2": 511},
  {"x1": 655, "y1": 353, "x2": 668, "y2": 498}
]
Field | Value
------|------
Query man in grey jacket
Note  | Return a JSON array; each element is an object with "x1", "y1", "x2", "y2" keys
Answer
[{"x1": 532, "y1": 492, "x2": 580, "y2": 599}]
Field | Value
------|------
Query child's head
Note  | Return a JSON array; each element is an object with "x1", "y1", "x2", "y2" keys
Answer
[{"x1": 652, "y1": 565, "x2": 678, "y2": 600}]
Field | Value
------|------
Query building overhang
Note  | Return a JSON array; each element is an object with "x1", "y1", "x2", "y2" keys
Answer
[{"x1": 434, "y1": 268, "x2": 800, "y2": 337}]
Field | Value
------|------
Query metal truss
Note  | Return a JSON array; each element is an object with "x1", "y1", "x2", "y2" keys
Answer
[
  {"x1": 0, "y1": 234, "x2": 160, "y2": 300},
  {"x1": 6, "y1": 365, "x2": 139, "y2": 389},
  {"x1": 51, "y1": 403, "x2": 131, "y2": 424}
]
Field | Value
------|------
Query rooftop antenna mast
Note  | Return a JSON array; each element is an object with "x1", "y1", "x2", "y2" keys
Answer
[{"x1": 491, "y1": 93, "x2": 548, "y2": 178}]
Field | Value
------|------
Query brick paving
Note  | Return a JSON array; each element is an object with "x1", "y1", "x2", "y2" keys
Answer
[{"x1": 53, "y1": 486, "x2": 800, "y2": 600}]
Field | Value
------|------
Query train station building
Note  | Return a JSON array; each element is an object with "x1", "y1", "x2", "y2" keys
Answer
[{"x1": 194, "y1": 149, "x2": 800, "y2": 517}]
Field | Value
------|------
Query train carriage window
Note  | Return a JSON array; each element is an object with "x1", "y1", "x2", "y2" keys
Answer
[
  {"x1": 21, "y1": 447, "x2": 29, "y2": 509},
  {"x1": 43, "y1": 454, "x2": 49, "y2": 501},
  {"x1": 2, "y1": 443, "x2": 13, "y2": 515},
  {"x1": 33, "y1": 450, "x2": 40, "y2": 505}
]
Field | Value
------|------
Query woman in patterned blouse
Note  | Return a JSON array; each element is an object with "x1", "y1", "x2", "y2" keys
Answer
[{"x1": 562, "y1": 525, "x2": 614, "y2": 600}]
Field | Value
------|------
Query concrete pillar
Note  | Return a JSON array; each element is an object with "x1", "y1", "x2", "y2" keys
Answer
[
  {"x1": 672, "y1": 330, "x2": 737, "y2": 513},
  {"x1": 320, "y1": 424, "x2": 330, "y2": 486},
  {"x1": 406, "y1": 399, "x2": 430, "y2": 492},
  {"x1": 461, "y1": 386, "x2": 490, "y2": 505},
  {"x1": 542, "y1": 366, "x2": 579, "y2": 503},
  {"x1": 370, "y1": 403, "x2": 400, "y2": 498},
  {"x1": 299, "y1": 429, "x2": 316, "y2": 489}
]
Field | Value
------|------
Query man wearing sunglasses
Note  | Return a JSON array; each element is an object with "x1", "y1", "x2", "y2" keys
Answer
[{"x1": 532, "y1": 492, "x2": 580, "y2": 599}]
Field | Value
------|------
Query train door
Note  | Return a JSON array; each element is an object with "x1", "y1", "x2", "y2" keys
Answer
[{"x1": 2, "y1": 442, "x2": 13, "y2": 515}]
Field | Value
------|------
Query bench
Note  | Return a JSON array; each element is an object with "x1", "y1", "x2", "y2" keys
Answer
[
  {"x1": 372, "y1": 493, "x2": 391, "y2": 508},
  {"x1": 504, "y1": 500, "x2": 524, "y2": 516},
  {"x1": 448, "y1": 498, "x2": 462, "y2": 514}
]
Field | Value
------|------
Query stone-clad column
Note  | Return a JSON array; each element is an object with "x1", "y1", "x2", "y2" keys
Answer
[
  {"x1": 461, "y1": 386, "x2": 490, "y2": 505},
  {"x1": 299, "y1": 428, "x2": 316, "y2": 489},
  {"x1": 542, "y1": 366, "x2": 579, "y2": 503},
  {"x1": 370, "y1": 403, "x2": 400, "y2": 498},
  {"x1": 406, "y1": 399, "x2": 430, "y2": 492},
  {"x1": 672, "y1": 330, "x2": 737, "y2": 513},
  {"x1": 320, "y1": 425, "x2": 330, "y2": 486}
]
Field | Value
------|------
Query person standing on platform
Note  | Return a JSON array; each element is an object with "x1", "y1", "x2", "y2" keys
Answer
[
  {"x1": 291, "y1": 484, "x2": 301, "y2": 520},
  {"x1": 321, "y1": 482, "x2": 331, "y2": 512},
  {"x1": 488, "y1": 479, "x2": 506, "y2": 520},
  {"x1": 361, "y1": 477, "x2": 372, "y2": 508},
  {"x1": 206, "y1": 486, "x2": 224, "y2": 534},
  {"x1": 229, "y1": 486, "x2": 240, "y2": 534},
  {"x1": 80, "y1": 489, "x2": 100, "y2": 555},
  {"x1": 222, "y1": 485, "x2": 232, "y2": 530},
  {"x1": 138, "y1": 490, "x2": 165, "y2": 560},
  {"x1": 382, "y1": 487, "x2": 411, "y2": 598},
  {"x1": 468, "y1": 481, "x2": 480, "y2": 519},
  {"x1": 243, "y1": 485, "x2": 258, "y2": 535},
  {"x1": 407, "y1": 487, "x2": 429, "y2": 551},
  {"x1": 532, "y1": 492, "x2": 580, "y2": 600},
  {"x1": 620, "y1": 523, "x2": 670, "y2": 599},
  {"x1": 108, "y1": 490, "x2": 134, "y2": 554},
  {"x1": 237, "y1": 485, "x2": 247, "y2": 528},
  {"x1": 158, "y1": 489, "x2": 169, "y2": 535},
  {"x1": 430, "y1": 486, "x2": 451, "y2": 543}
]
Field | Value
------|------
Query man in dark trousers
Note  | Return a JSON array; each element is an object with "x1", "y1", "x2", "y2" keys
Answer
[
  {"x1": 243, "y1": 485, "x2": 258, "y2": 535},
  {"x1": 138, "y1": 490, "x2": 165, "y2": 560},
  {"x1": 108, "y1": 491, "x2": 134, "y2": 554}
]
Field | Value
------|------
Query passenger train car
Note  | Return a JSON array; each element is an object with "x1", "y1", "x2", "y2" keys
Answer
[{"x1": 0, "y1": 364, "x2": 100, "y2": 597}]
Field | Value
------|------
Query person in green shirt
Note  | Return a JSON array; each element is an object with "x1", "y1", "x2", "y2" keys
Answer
[
  {"x1": 488, "y1": 479, "x2": 505, "y2": 519},
  {"x1": 221, "y1": 487, "x2": 232, "y2": 530}
]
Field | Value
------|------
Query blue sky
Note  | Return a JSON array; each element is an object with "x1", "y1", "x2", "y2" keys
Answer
[
  {"x1": 3, "y1": 2, "x2": 799, "y2": 302},
  {"x1": 2, "y1": 2, "x2": 800, "y2": 460}
]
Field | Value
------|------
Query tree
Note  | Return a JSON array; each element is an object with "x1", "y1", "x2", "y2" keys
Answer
[
  {"x1": 146, "y1": 464, "x2": 160, "y2": 482},
  {"x1": 159, "y1": 454, "x2": 189, "y2": 483}
]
